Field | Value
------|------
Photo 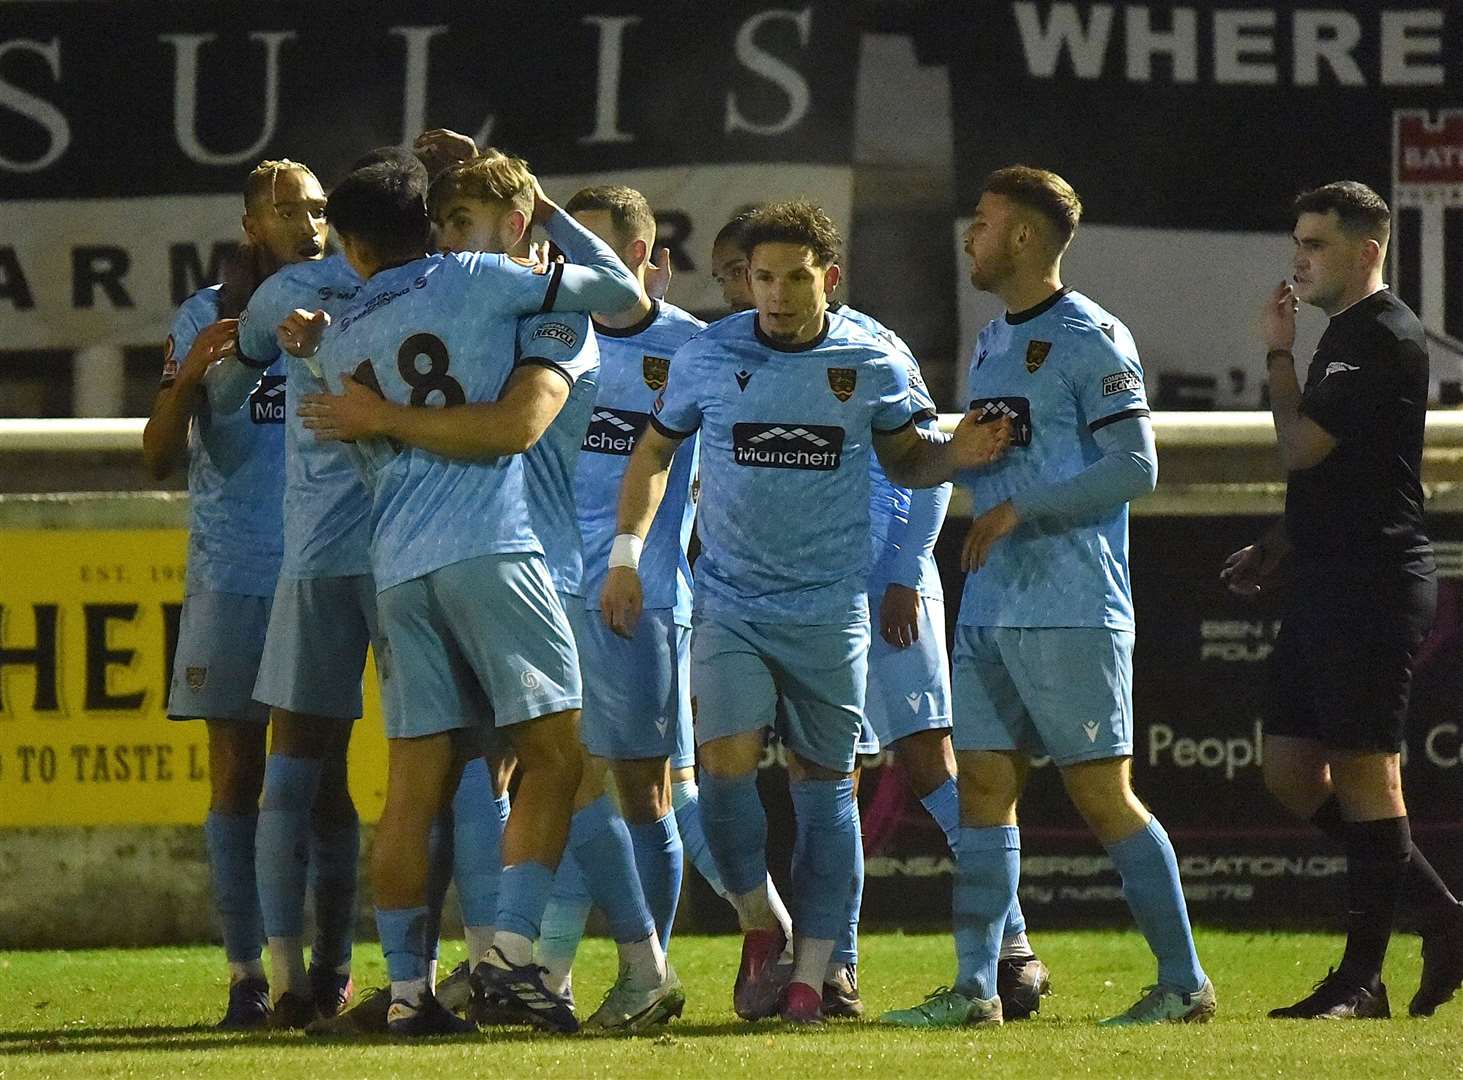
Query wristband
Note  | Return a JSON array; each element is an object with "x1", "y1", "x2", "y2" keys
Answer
[
  {"x1": 609, "y1": 533, "x2": 643, "y2": 570},
  {"x1": 1266, "y1": 348, "x2": 1294, "y2": 366}
]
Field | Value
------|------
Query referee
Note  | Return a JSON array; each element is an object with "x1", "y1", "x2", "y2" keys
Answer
[{"x1": 1223, "y1": 181, "x2": 1462, "y2": 1019}]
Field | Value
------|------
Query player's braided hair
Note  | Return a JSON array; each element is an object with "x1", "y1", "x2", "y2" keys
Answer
[
  {"x1": 740, "y1": 200, "x2": 841, "y2": 267},
  {"x1": 219, "y1": 159, "x2": 321, "y2": 317},
  {"x1": 564, "y1": 185, "x2": 656, "y2": 246},
  {"x1": 243, "y1": 158, "x2": 315, "y2": 213}
]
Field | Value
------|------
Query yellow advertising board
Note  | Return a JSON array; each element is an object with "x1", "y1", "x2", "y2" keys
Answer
[{"x1": 0, "y1": 529, "x2": 388, "y2": 826}]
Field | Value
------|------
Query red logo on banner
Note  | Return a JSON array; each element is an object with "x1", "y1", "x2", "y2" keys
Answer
[{"x1": 1394, "y1": 110, "x2": 1463, "y2": 186}]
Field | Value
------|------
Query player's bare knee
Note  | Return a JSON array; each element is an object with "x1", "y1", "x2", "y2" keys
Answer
[
  {"x1": 613, "y1": 757, "x2": 672, "y2": 822},
  {"x1": 893, "y1": 729, "x2": 955, "y2": 798}
]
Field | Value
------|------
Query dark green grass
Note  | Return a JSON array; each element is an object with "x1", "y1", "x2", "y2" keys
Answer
[{"x1": 2, "y1": 930, "x2": 1459, "y2": 1079}]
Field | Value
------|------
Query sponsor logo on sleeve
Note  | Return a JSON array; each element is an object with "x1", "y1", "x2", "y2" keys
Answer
[
  {"x1": 642, "y1": 354, "x2": 670, "y2": 391},
  {"x1": 969, "y1": 397, "x2": 1032, "y2": 447},
  {"x1": 185, "y1": 666, "x2": 207, "y2": 690},
  {"x1": 1025, "y1": 340, "x2": 1052, "y2": 373},
  {"x1": 826, "y1": 366, "x2": 857, "y2": 402},
  {"x1": 1322, "y1": 361, "x2": 1361, "y2": 380},
  {"x1": 1102, "y1": 371, "x2": 1144, "y2": 397},
  {"x1": 250, "y1": 374, "x2": 287, "y2": 424},
  {"x1": 161, "y1": 335, "x2": 178, "y2": 381},
  {"x1": 533, "y1": 322, "x2": 579, "y2": 348},
  {"x1": 582, "y1": 407, "x2": 651, "y2": 455},
  {"x1": 731, "y1": 423, "x2": 845, "y2": 470}
]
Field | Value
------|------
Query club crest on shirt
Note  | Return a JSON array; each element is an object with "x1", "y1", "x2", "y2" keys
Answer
[
  {"x1": 827, "y1": 367, "x2": 857, "y2": 402},
  {"x1": 185, "y1": 666, "x2": 207, "y2": 691},
  {"x1": 1025, "y1": 340, "x2": 1052, "y2": 374},
  {"x1": 642, "y1": 354, "x2": 670, "y2": 391}
]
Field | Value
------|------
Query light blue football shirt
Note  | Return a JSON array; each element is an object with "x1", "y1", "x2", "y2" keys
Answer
[
  {"x1": 652, "y1": 308, "x2": 920, "y2": 625},
  {"x1": 312, "y1": 243, "x2": 635, "y2": 592},
  {"x1": 518, "y1": 312, "x2": 599, "y2": 596},
  {"x1": 832, "y1": 303, "x2": 946, "y2": 599},
  {"x1": 238, "y1": 253, "x2": 371, "y2": 579},
  {"x1": 167, "y1": 286, "x2": 285, "y2": 597},
  {"x1": 957, "y1": 288, "x2": 1150, "y2": 630},
  {"x1": 575, "y1": 301, "x2": 706, "y2": 625}
]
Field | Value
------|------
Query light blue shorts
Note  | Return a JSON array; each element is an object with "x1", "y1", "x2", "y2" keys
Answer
[
  {"x1": 692, "y1": 614, "x2": 869, "y2": 774},
  {"x1": 951, "y1": 625, "x2": 1134, "y2": 766},
  {"x1": 254, "y1": 574, "x2": 382, "y2": 719},
  {"x1": 375, "y1": 553, "x2": 581, "y2": 740},
  {"x1": 167, "y1": 591, "x2": 273, "y2": 723},
  {"x1": 573, "y1": 601, "x2": 693, "y2": 768},
  {"x1": 860, "y1": 593, "x2": 952, "y2": 753}
]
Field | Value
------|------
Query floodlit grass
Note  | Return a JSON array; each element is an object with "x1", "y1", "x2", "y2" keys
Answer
[{"x1": 2, "y1": 930, "x2": 1459, "y2": 1079}]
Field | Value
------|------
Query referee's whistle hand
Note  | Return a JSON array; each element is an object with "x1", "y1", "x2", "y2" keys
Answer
[
  {"x1": 601, "y1": 567, "x2": 643, "y2": 639},
  {"x1": 1220, "y1": 544, "x2": 1268, "y2": 598}
]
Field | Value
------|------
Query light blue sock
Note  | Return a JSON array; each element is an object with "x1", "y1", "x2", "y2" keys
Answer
[
  {"x1": 569, "y1": 794, "x2": 655, "y2": 944},
  {"x1": 629, "y1": 813, "x2": 683, "y2": 949},
  {"x1": 953, "y1": 825, "x2": 1020, "y2": 1000},
  {"x1": 539, "y1": 855, "x2": 593, "y2": 976},
  {"x1": 919, "y1": 779, "x2": 1029, "y2": 945},
  {"x1": 495, "y1": 861, "x2": 556, "y2": 942},
  {"x1": 789, "y1": 777, "x2": 858, "y2": 941},
  {"x1": 255, "y1": 755, "x2": 322, "y2": 940},
  {"x1": 204, "y1": 810, "x2": 263, "y2": 963},
  {"x1": 452, "y1": 758, "x2": 504, "y2": 930},
  {"x1": 672, "y1": 779, "x2": 728, "y2": 896},
  {"x1": 1004, "y1": 896, "x2": 1028, "y2": 943},
  {"x1": 1105, "y1": 816, "x2": 1206, "y2": 992},
  {"x1": 308, "y1": 811, "x2": 359, "y2": 971},
  {"x1": 918, "y1": 776, "x2": 960, "y2": 852},
  {"x1": 423, "y1": 813, "x2": 453, "y2": 958},
  {"x1": 375, "y1": 905, "x2": 430, "y2": 983},
  {"x1": 831, "y1": 795, "x2": 864, "y2": 966},
  {"x1": 699, "y1": 772, "x2": 768, "y2": 896}
]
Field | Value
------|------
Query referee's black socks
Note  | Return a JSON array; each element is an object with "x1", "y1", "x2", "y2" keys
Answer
[
  {"x1": 1312, "y1": 796, "x2": 1459, "y2": 934},
  {"x1": 1338, "y1": 816, "x2": 1413, "y2": 988}
]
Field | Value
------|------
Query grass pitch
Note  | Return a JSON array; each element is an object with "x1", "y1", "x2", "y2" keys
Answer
[{"x1": 2, "y1": 930, "x2": 1459, "y2": 1079}]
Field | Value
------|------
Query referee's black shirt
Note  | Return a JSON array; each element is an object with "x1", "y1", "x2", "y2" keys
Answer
[{"x1": 1285, "y1": 287, "x2": 1434, "y2": 582}]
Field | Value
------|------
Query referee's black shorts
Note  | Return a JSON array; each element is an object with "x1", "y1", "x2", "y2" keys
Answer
[{"x1": 1267, "y1": 571, "x2": 1437, "y2": 753}]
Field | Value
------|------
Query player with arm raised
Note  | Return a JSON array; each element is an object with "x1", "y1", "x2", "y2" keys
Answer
[
  {"x1": 602, "y1": 200, "x2": 1009, "y2": 1024},
  {"x1": 226, "y1": 150, "x2": 437, "y2": 1030},
  {"x1": 1225, "y1": 182, "x2": 1461, "y2": 1020},
  {"x1": 140, "y1": 160, "x2": 323, "y2": 1030},
  {"x1": 882, "y1": 166, "x2": 1209, "y2": 1030},
  {"x1": 285, "y1": 159, "x2": 640, "y2": 1035}
]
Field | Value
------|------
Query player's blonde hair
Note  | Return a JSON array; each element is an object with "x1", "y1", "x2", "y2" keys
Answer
[
  {"x1": 428, "y1": 152, "x2": 534, "y2": 221},
  {"x1": 243, "y1": 158, "x2": 317, "y2": 214}
]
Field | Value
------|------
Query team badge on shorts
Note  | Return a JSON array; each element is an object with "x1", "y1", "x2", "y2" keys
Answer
[
  {"x1": 827, "y1": 367, "x2": 857, "y2": 402},
  {"x1": 186, "y1": 666, "x2": 208, "y2": 691},
  {"x1": 643, "y1": 354, "x2": 670, "y2": 391},
  {"x1": 1025, "y1": 340, "x2": 1052, "y2": 374}
]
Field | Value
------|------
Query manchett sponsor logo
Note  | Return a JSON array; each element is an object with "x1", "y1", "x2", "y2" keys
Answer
[{"x1": 731, "y1": 423, "x2": 845, "y2": 470}]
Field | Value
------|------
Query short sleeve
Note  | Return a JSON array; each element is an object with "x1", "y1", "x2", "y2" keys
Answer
[
  {"x1": 871, "y1": 354, "x2": 919, "y2": 434},
  {"x1": 1300, "y1": 343, "x2": 1417, "y2": 442},
  {"x1": 1073, "y1": 327, "x2": 1150, "y2": 434},
  {"x1": 236, "y1": 274, "x2": 288, "y2": 370},
  {"x1": 462, "y1": 252, "x2": 556, "y2": 316},
  {"x1": 161, "y1": 296, "x2": 210, "y2": 387},
  {"x1": 649, "y1": 341, "x2": 703, "y2": 438},
  {"x1": 516, "y1": 313, "x2": 596, "y2": 387}
]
